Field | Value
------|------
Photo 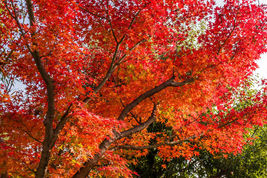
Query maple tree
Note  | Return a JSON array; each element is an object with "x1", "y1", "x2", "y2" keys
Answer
[{"x1": 0, "y1": 0, "x2": 266, "y2": 177}]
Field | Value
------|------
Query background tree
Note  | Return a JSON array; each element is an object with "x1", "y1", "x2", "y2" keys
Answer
[
  {"x1": 131, "y1": 78, "x2": 267, "y2": 177},
  {"x1": 132, "y1": 125, "x2": 266, "y2": 178},
  {"x1": 0, "y1": 0, "x2": 266, "y2": 177}
]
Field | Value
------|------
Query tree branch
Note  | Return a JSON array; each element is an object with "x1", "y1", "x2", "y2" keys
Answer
[
  {"x1": 24, "y1": 0, "x2": 55, "y2": 177},
  {"x1": 120, "y1": 99, "x2": 141, "y2": 124},
  {"x1": 79, "y1": 6, "x2": 107, "y2": 20},
  {"x1": 23, "y1": 129, "x2": 42, "y2": 144},
  {"x1": 72, "y1": 77, "x2": 194, "y2": 177},
  {"x1": 4, "y1": 0, "x2": 26, "y2": 37},
  {"x1": 118, "y1": 76, "x2": 194, "y2": 121},
  {"x1": 25, "y1": 0, "x2": 35, "y2": 26},
  {"x1": 118, "y1": 103, "x2": 157, "y2": 139},
  {"x1": 113, "y1": 136, "x2": 197, "y2": 150},
  {"x1": 128, "y1": 8, "x2": 143, "y2": 30},
  {"x1": 116, "y1": 39, "x2": 146, "y2": 65},
  {"x1": 216, "y1": 20, "x2": 239, "y2": 55},
  {"x1": 72, "y1": 103, "x2": 157, "y2": 178},
  {"x1": 105, "y1": 0, "x2": 118, "y2": 43},
  {"x1": 55, "y1": 8, "x2": 146, "y2": 145},
  {"x1": 51, "y1": 103, "x2": 73, "y2": 147},
  {"x1": 58, "y1": 38, "x2": 146, "y2": 140}
]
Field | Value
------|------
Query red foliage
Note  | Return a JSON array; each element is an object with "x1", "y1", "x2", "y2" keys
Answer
[{"x1": 0, "y1": 0, "x2": 266, "y2": 177}]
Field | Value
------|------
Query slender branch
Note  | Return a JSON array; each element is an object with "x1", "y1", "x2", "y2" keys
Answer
[
  {"x1": 83, "y1": 43, "x2": 119, "y2": 103},
  {"x1": 5, "y1": 0, "x2": 39, "y2": 61},
  {"x1": 92, "y1": 44, "x2": 118, "y2": 93},
  {"x1": 83, "y1": 38, "x2": 145, "y2": 103},
  {"x1": 118, "y1": 76, "x2": 194, "y2": 121},
  {"x1": 4, "y1": 49, "x2": 14, "y2": 62},
  {"x1": 113, "y1": 135, "x2": 197, "y2": 150},
  {"x1": 79, "y1": 6, "x2": 106, "y2": 19},
  {"x1": 82, "y1": 5, "x2": 146, "y2": 102},
  {"x1": 72, "y1": 103, "x2": 157, "y2": 178},
  {"x1": 217, "y1": 118, "x2": 239, "y2": 129},
  {"x1": 217, "y1": 20, "x2": 239, "y2": 55},
  {"x1": 116, "y1": 110, "x2": 258, "y2": 150},
  {"x1": 128, "y1": 8, "x2": 143, "y2": 30},
  {"x1": 250, "y1": 126, "x2": 259, "y2": 138},
  {"x1": 4, "y1": 0, "x2": 27, "y2": 38},
  {"x1": 22, "y1": 129, "x2": 42, "y2": 144},
  {"x1": 51, "y1": 103, "x2": 73, "y2": 147},
  {"x1": 12, "y1": 118, "x2": 42, "y2": 144},
  {"x1": 118, "y1": 103, "x2": 157, "y2": 139},
  {"x1": 105, "y1": 0, "x2": 118, "y2": 43},
  {"x1": 116, "y1": 39, "x2": 146, "y2": 65}
]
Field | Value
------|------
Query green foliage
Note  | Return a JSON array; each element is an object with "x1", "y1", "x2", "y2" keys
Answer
[{"x1": 131, "y1": 126, "x2": 266, "y2": 178}]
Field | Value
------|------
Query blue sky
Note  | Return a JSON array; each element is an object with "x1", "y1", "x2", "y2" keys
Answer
[
  {"x1": 214, "y1": 0, "x2": 266, "y2": 80},
  {"x1": 255, "y1": 53, "x2": 267, "y2": 79},
  {"x1": 245, "y1": 0, "x2": 267, "y2": 79}
]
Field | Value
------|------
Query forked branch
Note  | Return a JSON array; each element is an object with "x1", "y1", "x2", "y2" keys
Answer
[
  {"x1": 118, "y1": 103, "x2": 157, "y2": 139},
  {"x1": 72, "y1": 76, "x2": 195, "y2": 177},
  {"x1": 118, "y1": 76, "x2": 194, "y2": 121}
]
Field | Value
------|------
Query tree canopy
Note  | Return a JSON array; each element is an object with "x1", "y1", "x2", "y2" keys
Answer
[{"x1": 0, "y1": 0, "x2": 266, "y2": 177}]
